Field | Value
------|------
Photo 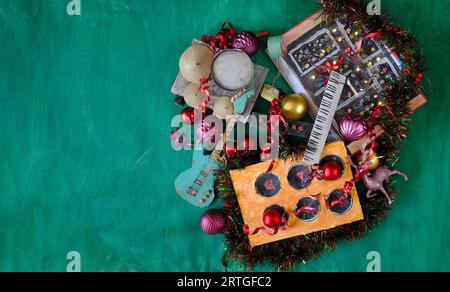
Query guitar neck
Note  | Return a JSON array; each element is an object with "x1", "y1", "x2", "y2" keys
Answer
[
  {"x1": 211, "y1": 115, "x2": 239, "y2": 160},
  {"x1": 303, "y1": 71, "x2": 346, "y2": 165},
  {"x1": 210, "y1": 89, "x2": 255, "y2": 160}
]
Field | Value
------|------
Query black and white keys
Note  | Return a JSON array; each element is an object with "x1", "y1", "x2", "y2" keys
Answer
[{"x1": 303, "y1": 71, "x2": 346, "y2": 165}]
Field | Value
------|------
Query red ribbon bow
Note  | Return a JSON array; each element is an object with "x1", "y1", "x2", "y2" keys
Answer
[
  {"x1": 268, "y1": 98, "x2": 288, "y2": 131},
  {"x1": 201, "y1": 22, "x2": 236, "y2": 53},
  {"x1": 198, "y1": 76, "x2": 212, "y2": 112},
  {"x1": 344, "y1": 32, "x2": 383, "y2": 56},
  {"x1": 294, "y1": 205, "x2": 319, "y2": 216}
]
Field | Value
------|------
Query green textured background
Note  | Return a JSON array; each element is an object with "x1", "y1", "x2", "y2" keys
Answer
[{"x1": 0, "y1": 0, "x2": 449, "y2": 272}]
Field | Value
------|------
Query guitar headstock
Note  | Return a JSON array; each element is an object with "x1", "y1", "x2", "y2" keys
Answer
[{"x1": 232, "y1": 89, "x2": 255, "y2": 102}]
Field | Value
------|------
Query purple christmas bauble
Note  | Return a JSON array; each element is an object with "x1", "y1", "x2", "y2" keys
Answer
[
  {"x1": 339, "y1": 116, "x2": 368, "y2": 142},
  {"x1": 199, "y1": 209, "x2": 226, "y2": 235},
  {"x1": 231, "y1": 32, "x2": 259, "y2": 57}
]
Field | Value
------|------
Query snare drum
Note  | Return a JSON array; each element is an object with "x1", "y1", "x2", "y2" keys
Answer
[{"x1": 211, "y1": 49, "x2": 254, "y2": 91}]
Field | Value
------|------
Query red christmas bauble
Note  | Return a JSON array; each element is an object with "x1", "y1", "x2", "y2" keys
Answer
[
  {"x1": 263, "y1": 209, "x2": 282, "y2": 229},
  {"x1": 181, "y1": 107, "x2": 195, "y2": 124},
  {"x1": 322, "y1": 161, "x2": 342, "y2": 181},
  {"x1": 416, "y1": 72, "x2": 424, "y2": 83}
]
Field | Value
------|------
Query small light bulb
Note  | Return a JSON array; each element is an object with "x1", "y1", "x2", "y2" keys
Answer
[
  {"x1": 356, "y1": 67, "x2": 361, "y2": 72},
  {"x1": 378, "y1": 101, "x2": 384, "y2": 106},
  {"x1": 332, "y1": 28, "x2": 337, "y2": 33},
  {"x1": 376, "y1": 57, "x2": 382, "y2": 62},
  {"x1": 337, "y1": 37, "x2": 342, "y2": 42},
  {"x1": 354, "y1": 31, "x2": 359, "y2": 36},
  {"x1": 311, "y1": 75, "x2": 316, "y2": 80}
]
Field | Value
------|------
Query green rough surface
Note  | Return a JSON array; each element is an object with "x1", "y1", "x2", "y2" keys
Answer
[{"x1": 0, "y1": 0, "x2": 449, "y2": 272}]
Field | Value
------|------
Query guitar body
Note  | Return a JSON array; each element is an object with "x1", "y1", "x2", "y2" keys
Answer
[
  {"x1": 175, "y1": 150, "x2": 222, "y2": 208},
  {"x1": 174, "y1": 90, "x2": 254, "y2": 208}
]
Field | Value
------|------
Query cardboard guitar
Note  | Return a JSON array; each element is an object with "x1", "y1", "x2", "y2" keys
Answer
[{"x1": 175, "y1": 90, "x2": 255, "y2": 208}]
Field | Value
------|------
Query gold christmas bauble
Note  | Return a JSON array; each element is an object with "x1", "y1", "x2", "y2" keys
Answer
[
  {"x1": 357, "y1": 151, "x2": 381, "y2": 171},
  {"x1": 182, "y1": 83, "x2": 208, "y2": 108},
  {"x1": 213, "y1": 96, "x2": 234, "y2": 120},
  {"x1": 281, "y1": 94, "x2": 308, "y2": 121},
  {"x1": 179, "y1": 45, "x2": 214, "y2": 84}
]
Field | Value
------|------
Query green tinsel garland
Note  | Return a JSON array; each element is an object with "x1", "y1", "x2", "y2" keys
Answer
[
  {"x1": 214, "y1": 0, "x2": 425, "y2": 271},
  {"x1": 218, "y1": 142, "x2": 395, "y2": 271}
]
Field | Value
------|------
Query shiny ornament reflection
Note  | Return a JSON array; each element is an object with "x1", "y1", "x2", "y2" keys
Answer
[{"x1": 281, "y1": 94, "x2": 308, "y2": 121}]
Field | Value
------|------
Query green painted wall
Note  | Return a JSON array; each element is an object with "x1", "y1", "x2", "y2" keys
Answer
[{"x1": 0, "y1": 0, "x2": 448, "y2": 272}]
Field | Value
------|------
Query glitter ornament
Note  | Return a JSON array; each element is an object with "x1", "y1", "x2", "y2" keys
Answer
[
  {"x1": 200, "y1": 209, "x2": 226, "y2": 235},
  {"x1": 231, "y1": 32, "x2": 259, "y2": 57}
]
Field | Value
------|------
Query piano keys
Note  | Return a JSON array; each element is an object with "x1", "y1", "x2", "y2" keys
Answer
[{"x1": 303, "y1": 71, "x2": 347, "y2": 165}]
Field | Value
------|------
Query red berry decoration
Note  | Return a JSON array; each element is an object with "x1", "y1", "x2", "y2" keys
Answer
[
  {"x1": 416, "y1": 72, "x2": 424, "y2": 83},
  {"x1": 263, "y1": 209, "x2": 282, "y2": 229},
  {"x1": 181, "y1": 107, "x2": 195, "y2": 124},
  {"x1": 322, "y1": 161, "x2": 342, "y2": 181},
  {"x1": 200, "y1": 209, "x2": 226, "y2": 235}
]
